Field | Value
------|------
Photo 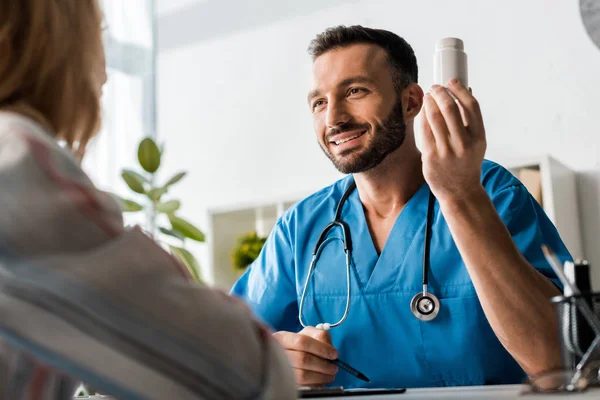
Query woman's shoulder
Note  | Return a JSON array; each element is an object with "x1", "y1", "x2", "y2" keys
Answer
[
  {"x1": 0, "y1": 111, "x2": 48, "y2": 141},
  {"x1": 0, "y1": 110, "x2": 101, "y2": 200},
  {"x1": 0, "y1": 111, "x2": 100, "y2": 187},
  {"x1": 0, "y1": 111, "x2": 80, "y2": 166},
  {"x1": 0, "y1": 110, "x2": 124, "y2": 253}
]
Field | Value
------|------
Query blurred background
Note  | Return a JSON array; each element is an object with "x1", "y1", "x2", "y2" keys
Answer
[{"x1": 88, "y1": 0, "x2": 600, "y2": 289}]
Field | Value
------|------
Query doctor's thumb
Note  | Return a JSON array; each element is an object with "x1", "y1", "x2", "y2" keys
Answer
[{"x1": 300, "y1": 326, "x2": 333, "y2": 345}]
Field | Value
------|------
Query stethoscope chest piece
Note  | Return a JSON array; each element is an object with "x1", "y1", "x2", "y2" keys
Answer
[{"x1": 410, "y1": 290, "x2": 440, "y2": 321}]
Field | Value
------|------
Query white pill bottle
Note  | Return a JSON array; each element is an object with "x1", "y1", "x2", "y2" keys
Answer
[{"x1": 433, "y1": 38, "x2": 468, "y2": 88}]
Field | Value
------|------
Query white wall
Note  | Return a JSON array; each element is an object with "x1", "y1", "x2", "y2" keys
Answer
[
  {"x1": 157, "y1": 0, "x2": 600, "y2": 286},
  {"x1": 156, "y1": 0, "x2": 205, "y2": 16}
]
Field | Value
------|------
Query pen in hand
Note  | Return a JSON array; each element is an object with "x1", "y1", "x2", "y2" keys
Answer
[
  {"x1": 273, "y1": 327, "x2": 371, "y2": 385},
  {"x1": 330, "y1": 358, "x2": 370, "y2": 382}
]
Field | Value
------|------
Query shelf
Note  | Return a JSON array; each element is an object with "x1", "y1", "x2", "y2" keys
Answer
[
  {"x1": 504, "y1": 155, "x2": 582, "y2": 258},
  {"x1": 206, "y1": 197, "x2": 302, "y2": 289}
]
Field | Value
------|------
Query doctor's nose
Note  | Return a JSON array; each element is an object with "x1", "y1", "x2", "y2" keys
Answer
[{"x1": 325, "y1": 100, "x2": 350, "y2": 129}]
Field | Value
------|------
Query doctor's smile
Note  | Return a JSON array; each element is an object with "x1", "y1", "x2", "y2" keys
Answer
[
  {"x1": 327, "y1": 127, "x2": 367, "y2": 151},
  {"x1": 328, "y1": 129, "x2": 367, "y2": 146}
]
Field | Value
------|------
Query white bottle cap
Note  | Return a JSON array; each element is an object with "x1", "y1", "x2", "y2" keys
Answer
[{"x1": 436, "y1": 37, "x2": 464, "y2": 51}]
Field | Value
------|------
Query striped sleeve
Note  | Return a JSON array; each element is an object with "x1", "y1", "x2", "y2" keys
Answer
[{"x1": 0, "y1": 343, "x2": 78, "y2": 400}]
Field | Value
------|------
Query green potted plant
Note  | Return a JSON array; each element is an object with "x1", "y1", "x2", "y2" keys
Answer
[
  {"x1": 118, "y1": 137, "x2": 204, "y2": 282},
  {"x1": 232, "y1": 231, "x2": 267, "y2": 271}
]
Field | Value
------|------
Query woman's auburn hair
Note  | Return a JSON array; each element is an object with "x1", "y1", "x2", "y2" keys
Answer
[{"x1": 0, "y1": 0, "x2": 103, "y2": 157}]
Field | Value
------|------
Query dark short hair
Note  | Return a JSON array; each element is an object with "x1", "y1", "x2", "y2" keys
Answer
[{"x1": 307, "y1": 25, "x2": 418, "y2": 91}]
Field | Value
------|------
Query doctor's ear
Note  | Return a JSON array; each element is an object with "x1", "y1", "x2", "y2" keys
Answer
[{"x1": 402, "y1": 84, "x2": 424, "y2": 120}]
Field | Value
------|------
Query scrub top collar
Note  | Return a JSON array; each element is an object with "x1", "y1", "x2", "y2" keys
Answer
[{"x1": 339, "y1": 176, "x2": 433, "y2": 291}]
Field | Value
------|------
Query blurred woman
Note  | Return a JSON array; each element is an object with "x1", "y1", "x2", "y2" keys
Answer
[{"x1": 0, "y1": 1, "x2": 295, "y2": 399}]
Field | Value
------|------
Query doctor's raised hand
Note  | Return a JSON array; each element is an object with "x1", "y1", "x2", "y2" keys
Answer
[
  {"x1": 273, "y1": 326, "x2": 339, "y2": 386},
  {"x1": 419, "y1": 79, "x2": 562, "y2": 376},
  {"x1": 419, "y1": 80, "x2": 486, "y2": 202}
]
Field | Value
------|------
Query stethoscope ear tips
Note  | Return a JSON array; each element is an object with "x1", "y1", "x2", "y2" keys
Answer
[{"x1": 316, "y1": 323, "x2": 332, "y2": 331}]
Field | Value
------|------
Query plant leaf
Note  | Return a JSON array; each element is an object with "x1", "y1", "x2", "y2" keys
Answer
[
  {"x1": 169, "y1": 215, "x2": 205, "y2": 242},
  {"x1": 170, "y1": 246, "x2": 202, "y2": 282},
  {"x1": 156, "y1": 200, "x2": 181, "y2": 214},
  {"x1": 146, "y1": 187, "x2": 167, "y2": 202},
  {"x1": 121, "y1": 171, "x2": 145, "y2": 194},
  {"x1": 122, "y1": 168, "x2": 149, "y2": 184},
  {"x1": 119, "y1": 197, "x2": 144, "y2": 212},
  {"x1": 164, "y1": 172, "x2": 187, "y2": 187},
  {"x1": 138, "y1": 138, "x2": 161, "y2": 173},
  {"x1": 160, "y1": 227, "x2": 184, "y2": 240}
]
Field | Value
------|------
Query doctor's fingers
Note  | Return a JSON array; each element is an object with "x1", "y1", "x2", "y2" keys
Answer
[
  {"x1": 272, "y1": 331, "x2": 338, "y2": 360},
  {"x1": 287, "y1": 350, "x2": 339, "y2": 376},
  {"x1": 423, "y1": 92, "x2": 450, "y2": 152},
  {"x1": 445, "y1": 80, "x2": 485, "y2": 139},
  {"x1": 425, "y1": 89, "x2": 468, "y2": 153},
  {"x1": 299, "y1": 326, "x2": 333, "y2": 345},
  {"x1": 293, "y1": 368, "x2": 337, "y2": 387},
  {"x1": 429, "y1": 85, "x2": 466, "y2": 138}
]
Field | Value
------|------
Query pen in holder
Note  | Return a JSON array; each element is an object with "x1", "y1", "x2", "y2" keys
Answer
[
  {"x1": 552, "y1": 259, "x2": 598, "y2": 371},
  {"x1": 541, "y1": 247, "x2": 600, "y2": 390},
  {"x1": 552, "y1": 292, "x2": 600, "y2": 371}
]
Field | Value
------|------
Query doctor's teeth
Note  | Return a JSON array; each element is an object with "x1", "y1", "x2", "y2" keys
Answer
[{"x1": 335, "y1": 135, "x2": 360, "y2": 145}]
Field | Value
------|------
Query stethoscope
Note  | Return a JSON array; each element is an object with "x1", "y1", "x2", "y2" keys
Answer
[{"x1": 298, "y1": 181, "x2": 440, "y2": 331}]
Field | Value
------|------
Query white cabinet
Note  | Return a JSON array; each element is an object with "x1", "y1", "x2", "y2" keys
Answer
[
  {"x1": 503, "y1": 155, "x2": 583, "y2": 259},
  {"x1": 205, "y1": 197, "x2": 302, "y2": 289}
]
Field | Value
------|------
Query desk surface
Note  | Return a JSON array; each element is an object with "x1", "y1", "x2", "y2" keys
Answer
[{"x1": 315, "y1": 384, "x2": 600, "y2": 399}]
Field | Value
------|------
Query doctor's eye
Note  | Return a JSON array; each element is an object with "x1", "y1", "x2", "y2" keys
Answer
[
  {"x1": 312, "y1": 100, "x2": 326, "y2": 112},
  {"x1": 348, "y1": 87, "x2": 367, "y2": 96}
]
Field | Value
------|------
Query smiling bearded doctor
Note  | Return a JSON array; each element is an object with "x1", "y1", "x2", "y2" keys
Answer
[{"x1": 231, "y1": 25, "x2": 570, "y2": 389}]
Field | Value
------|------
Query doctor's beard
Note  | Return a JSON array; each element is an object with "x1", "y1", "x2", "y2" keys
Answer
[{"x1": 320, "y1": 99, "x2": 407, "y2": 174}]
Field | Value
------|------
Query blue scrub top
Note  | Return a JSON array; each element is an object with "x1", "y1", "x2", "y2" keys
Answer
[{"x1": 231, "y1": 160, "x2": 570, "y2": 388}]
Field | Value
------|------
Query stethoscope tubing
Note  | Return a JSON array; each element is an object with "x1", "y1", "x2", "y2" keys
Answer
[{"x1": 299, "y1": 180, "x2": 440, "y2": 328}]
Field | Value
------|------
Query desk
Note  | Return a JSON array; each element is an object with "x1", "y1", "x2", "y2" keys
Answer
[{"x1": 315, "y1": 385, "x2": 600, "y2": 399}]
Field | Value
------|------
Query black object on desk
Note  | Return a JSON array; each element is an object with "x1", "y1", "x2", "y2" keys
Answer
[
  {"x1": 554, "y1": 260, "x2": 597, "y2": 370},
  {"x1": 298, "y1": 386, "x2": 406, "y2": 398},
  {"x1": 554, "y1": 292, "x2": 600, "y2": 369}
]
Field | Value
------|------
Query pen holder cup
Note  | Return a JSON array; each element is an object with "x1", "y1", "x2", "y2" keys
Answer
[{"x1": 552, "y1": 292, "x2": 600, "y2": 371}]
